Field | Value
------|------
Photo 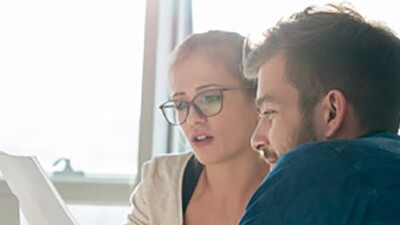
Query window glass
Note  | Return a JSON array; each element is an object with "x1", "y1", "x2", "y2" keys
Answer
[
  {"x1": 0, "y1": 0, "x2": 146, "y2": 176},
  {"x1": 192, "y1": 0, "x2": 400, "y2": 40}
]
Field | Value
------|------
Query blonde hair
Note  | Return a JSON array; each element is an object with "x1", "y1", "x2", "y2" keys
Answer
[{"x1": 170, "y1": 30, "x2": 256, "y2": 96}]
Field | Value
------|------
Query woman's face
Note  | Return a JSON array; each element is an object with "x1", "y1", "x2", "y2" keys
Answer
[{"x1": 169, "y1": 51, "x2": 258, "y2": 165}]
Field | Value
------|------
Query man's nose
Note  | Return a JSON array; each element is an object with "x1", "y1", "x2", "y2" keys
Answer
[{"x1": 251, "y1": 117, "x2": 270, "y2": 152}]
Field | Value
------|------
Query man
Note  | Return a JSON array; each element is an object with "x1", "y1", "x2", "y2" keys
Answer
[{"x1": 240, "y1": 3, "x2": 400, "y2": 225}]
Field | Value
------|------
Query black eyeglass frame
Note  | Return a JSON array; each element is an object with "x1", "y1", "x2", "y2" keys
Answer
[{"x1": 159, "y1": 86, "x2": 252, "y2": 126}]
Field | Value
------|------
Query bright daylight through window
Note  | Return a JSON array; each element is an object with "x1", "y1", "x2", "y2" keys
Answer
[
  {"x1": 0, "y1": 1, "x2": 145, "y2": 224},
  {"x1": 193, "y1": 0, "x2": 400, "y2": 44},
  {"x1": 0, "y1": 1, "x2": 145, "y2": 176}
]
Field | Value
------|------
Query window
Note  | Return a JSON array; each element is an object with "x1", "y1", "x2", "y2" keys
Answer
[
  {"x1": 0, "y1": 0, "x2": 146, "y2": 224},
  {"x1": 192, "y1": 0, "x2": 400, "y2": 40}
]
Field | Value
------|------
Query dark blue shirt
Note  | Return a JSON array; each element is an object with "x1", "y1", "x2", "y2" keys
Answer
[{"x1": 239, "y1": 131, "x2": 400, "y2": 225}]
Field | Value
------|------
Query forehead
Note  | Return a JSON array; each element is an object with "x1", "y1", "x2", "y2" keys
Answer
[
  {"x1": 169, "y1": 51, "x2": 240, "y2": 93},
  {"x1": 256, "y1": 54, "x2": 299, "y2": 107}
]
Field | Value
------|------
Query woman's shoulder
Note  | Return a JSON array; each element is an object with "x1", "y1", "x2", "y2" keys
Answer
[
  {"x1": 142, "y1": 151, "x2": 194, "y2": 178},
  {"x1": 147, "y1": 151, "x2": 194, "y2": 166}
]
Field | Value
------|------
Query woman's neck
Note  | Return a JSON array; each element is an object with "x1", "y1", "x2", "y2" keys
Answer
[{"x1": 194, "y1": 148, "x2": 269, "y2": 205}]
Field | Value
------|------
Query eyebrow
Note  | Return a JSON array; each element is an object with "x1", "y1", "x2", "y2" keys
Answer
[
  {"x1": 196, "y1": 84, "x2": 223, "y2": 91},
  {"x1": 255, "y1": 94, "x2": 279, "y2": 108},
  {"x1": 172, "y1": 92, "x2": 185, "y2": 98},
  {"x1": 171, "y1": 84, "x2": 223, "y2": 98}
]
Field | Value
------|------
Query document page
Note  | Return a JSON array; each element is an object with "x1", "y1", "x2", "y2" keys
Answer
[{"x1": 0, "y1": 151, "x2": 78, "y2": 225}]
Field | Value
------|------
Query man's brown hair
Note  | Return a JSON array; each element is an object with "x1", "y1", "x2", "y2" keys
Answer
[{"x1": 244, "y1": 3, "x2": 400, "y2": 132}]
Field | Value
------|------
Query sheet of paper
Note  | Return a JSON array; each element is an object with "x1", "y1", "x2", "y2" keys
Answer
[
  {"x1": 0, "y1": 177, "x2": 20, "y2": 225},
  {"x1": 0, "y1": 151, "x2": 78, "y2": 225}
]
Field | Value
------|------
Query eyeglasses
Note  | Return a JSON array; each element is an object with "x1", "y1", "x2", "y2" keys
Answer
[{"x1": 159, "y1": 86, "x2": 251, "y2": 126}]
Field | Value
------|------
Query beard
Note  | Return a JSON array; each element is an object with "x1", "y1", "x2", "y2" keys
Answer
[
  {"x1": 263, "y1": 109, "x2": 318, "y2": 165},
  {"x1": 287, "y1": 109, "x2": 318, "y2": 150}
]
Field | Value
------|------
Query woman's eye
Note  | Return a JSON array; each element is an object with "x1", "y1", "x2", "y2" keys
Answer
[
  {"x1": 203, "y1": 95, "x2": 221, "y2": 105},
  {"x1": 175, "y1": 102, "x2": 187, "y2": 111}
]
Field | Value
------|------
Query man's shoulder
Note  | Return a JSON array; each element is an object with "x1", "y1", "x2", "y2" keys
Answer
[
  {"x1": 284, "y1": 131, "x2": 400, "y2": 165},
  {"x1": 241, "y1": 132, "x2": 400, "y2": 225},
  {"x1": 274, "y1": 131, "x2": 400, "y2": 190}
]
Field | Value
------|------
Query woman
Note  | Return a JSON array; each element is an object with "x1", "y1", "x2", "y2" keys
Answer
[{"x1": 125, "y1": 30, "x2": 269, "y2": 225}]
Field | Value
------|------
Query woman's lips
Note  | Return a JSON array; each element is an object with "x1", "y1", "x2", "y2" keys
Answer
[{"x1": 191, "y1": 134, "x2": 214, "y2": 148}]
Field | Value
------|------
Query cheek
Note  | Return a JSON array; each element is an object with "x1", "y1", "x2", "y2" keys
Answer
[
  {"x1": 179, "y1": 123, "x2": 191, "y2": 139},
  {"x1": 233, "y1": 97, "x2": 258, "y2": 119},
  {"x1": 269, "y1": 117, "x2": 291, "y2": 145},
  {"x1": 229, "y1": 106, "x2": 258, "y2": 131},
  {"x1": 215, "y1": 107, "x2": 257, "y2": 139},
  {"x1": 311, "y1": 107, "x2": 326, "y2": 140}
]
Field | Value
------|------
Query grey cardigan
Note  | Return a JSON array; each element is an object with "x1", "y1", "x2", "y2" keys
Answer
[{"x1": 125, "y1": 151, "x2": 194, "y2": 225}]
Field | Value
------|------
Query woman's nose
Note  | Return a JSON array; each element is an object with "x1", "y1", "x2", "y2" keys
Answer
[{"x1": 185, "y1": 104, "x2": 207, "y2": 126}]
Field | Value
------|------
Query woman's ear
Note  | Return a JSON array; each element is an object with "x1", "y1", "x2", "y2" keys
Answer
[{"x1": 322, "y1": 90, "x2": 347, "y2": 138}]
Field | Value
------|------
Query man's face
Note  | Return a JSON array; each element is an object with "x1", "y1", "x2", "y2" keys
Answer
[{"x1": 252, "y1": 54, "x2": 317, "y2": 166}]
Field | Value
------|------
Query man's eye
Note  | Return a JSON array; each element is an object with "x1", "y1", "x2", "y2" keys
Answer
[
  {"x1": 258, "y1": 109, "x2": 276, "y2": 119},
  {"x1": 264, "y1": 110, "x2": 276, "y2": 115}
]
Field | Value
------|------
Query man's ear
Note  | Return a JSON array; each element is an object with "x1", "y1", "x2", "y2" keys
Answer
[{"x1": 322, "y1": 90, "x2": 347, "y2": 138}]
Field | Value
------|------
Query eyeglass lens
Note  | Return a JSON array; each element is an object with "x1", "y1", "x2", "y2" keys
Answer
[{"x1": 162, "y1": 89, "x2": 223, "y2": 125}]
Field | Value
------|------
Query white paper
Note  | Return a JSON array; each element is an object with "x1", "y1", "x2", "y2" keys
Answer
[{"x1": 0, "y1": 151, "x2": 78, "y2": 225}]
